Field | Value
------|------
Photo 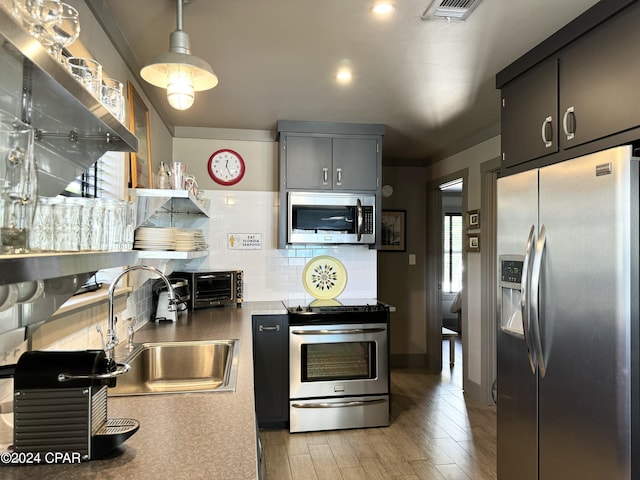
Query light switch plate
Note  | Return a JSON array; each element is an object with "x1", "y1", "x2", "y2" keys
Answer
[{"x1": 409, "y1": 254, "x2": 416, "y2": 265}]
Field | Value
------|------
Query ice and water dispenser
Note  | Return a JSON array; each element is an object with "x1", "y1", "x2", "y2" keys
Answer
[{"x1": 499, "y1": 256, "x2": 525, "y2": 336}]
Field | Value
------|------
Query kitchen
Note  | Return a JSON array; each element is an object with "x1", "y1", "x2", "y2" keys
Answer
[{"x1": 0, "y1": 0, "x2": 638, "y2": 478}]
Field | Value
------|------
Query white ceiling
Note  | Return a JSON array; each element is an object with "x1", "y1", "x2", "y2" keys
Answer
[{"x1": 95, "y1": 0, "x2": 599, "y2": 167}]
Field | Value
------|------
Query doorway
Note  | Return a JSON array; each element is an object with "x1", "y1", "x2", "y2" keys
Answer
[
  {"x1": 426, "y1": 169, "x2": 467, "y2": 377},
  {"x1": 441, "y1": 180, "x2": 463, "y2": 336}
]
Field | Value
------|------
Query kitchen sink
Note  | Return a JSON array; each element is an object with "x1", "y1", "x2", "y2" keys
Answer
[{"x1": 108, "y1": 340, "x2": 239, "y2": 396}]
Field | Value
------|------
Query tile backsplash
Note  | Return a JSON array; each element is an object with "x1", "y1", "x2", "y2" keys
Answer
[{"x1": 175, "y1": 190, "x2": 377, "y2": 302}]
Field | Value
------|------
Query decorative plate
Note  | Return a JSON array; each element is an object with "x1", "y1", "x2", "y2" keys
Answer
[{"x1": 302, "y1": 255, "x2": 347, "y2": 300}]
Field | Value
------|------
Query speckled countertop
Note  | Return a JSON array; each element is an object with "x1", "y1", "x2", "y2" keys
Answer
[{"x1": 1, "y1": 301, "x2": 286, "y2": 480}]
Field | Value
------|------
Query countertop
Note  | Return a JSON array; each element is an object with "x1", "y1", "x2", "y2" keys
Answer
[{"x1": 1, "y1": 301, "x2": 287, "y2": 479}]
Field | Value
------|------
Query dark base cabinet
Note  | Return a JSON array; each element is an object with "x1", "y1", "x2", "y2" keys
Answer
[{"x1": 252, "y1": 314, "x2": 289, "y2": 428}]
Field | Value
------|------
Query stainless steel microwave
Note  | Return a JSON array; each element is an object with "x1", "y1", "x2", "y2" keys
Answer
[
  {"x1": 287, "y1": 192, "x2": 376, "y2": 245},
  {"x1": 171, "y1": 270, "x2": 243, "y2": 309}
]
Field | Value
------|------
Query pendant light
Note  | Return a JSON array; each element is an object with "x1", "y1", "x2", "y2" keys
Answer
[{"x1": 140, "y1": 0, "x2": 218, "y2": 110}]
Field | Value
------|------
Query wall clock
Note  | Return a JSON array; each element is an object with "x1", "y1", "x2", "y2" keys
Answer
[{"x1": 207, "y1": 149, "x2": 246, "y2": 186}]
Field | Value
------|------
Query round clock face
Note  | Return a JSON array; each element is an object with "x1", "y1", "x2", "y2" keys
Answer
[{"x1": 207, "y1": 149, "x2": 246, "y2": 186}]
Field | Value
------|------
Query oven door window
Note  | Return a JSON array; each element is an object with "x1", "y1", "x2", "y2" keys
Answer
[
  {"x1": 196, "y1": 274, "x2": 231, "y2": 301},
  {"x1": 301, "y1": 341, "x2": 376, "y2": 381},
  {"x1": 292, "y1": 206, "x2": 357, "y2": 234}
]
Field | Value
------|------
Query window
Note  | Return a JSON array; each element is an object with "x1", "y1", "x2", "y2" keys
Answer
[
  {"x1": 62, "y1": 152, "x2": 124, "y2": 200},
  {"x1": 443, "y1": 213, "x2": 462, "y2": 293}
]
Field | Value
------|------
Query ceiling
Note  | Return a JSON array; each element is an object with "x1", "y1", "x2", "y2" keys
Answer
[{"x1": 93, "y1": 0, "x2": 599, "y2": 167}]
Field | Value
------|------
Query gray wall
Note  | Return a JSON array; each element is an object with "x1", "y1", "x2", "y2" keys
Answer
[{"x1": 378, "y1": 167, "x2": 429, "y2": 367}]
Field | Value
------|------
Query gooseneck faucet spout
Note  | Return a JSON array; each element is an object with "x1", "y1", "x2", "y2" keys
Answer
[{"x1": 104, "y1": 265, "x2": 176, "y2": 361}]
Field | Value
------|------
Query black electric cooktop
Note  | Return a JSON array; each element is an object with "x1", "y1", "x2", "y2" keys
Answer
[{"x1": 283, "y1": 298, "x2": 390, "y2": 324}]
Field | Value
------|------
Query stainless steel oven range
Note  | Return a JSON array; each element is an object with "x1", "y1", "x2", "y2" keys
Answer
[{"x1": 285, "y1": 299, "x2": 390, "y2": 433}]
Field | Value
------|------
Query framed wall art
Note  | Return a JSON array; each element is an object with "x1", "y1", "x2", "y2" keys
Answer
[
  {"x1": 128, "y1": 82, "x2": 153, "y2": 188},
  {"x1": 381, "y1": 210, "x2": 406, "y2": 252},
  {"x1": 466, "y1": 233, "x2": 480, "y2": 252},
  {"x1": 467, "y1": 209, "x2": 480, "y2": 229}
]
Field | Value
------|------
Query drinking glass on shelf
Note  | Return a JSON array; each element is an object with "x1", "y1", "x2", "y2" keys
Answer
[
  {"x1": 11, "y1": 0, "x2": 62, "y2": 42},
  {"x1": 52, "y1": 198, "x2": 81, "y2": 251},
  {"x1": 44, "y1": 2, "x2": 80, "y2": 62},
  {"x1": 65, "y1": 57, "x2": 102, "y2": 97},
  {"x1": 29, "y1": 196, "x2": 56, "y2": 251},
  {"x1": 0, "y1": 110, "x2": 37, "y2": 254},
  {"x1": 66, "y1": 197, "x2": 92, "y2": 251},
  {"x1": 101, "y1": 77, "x2": 125, "y2": 122},
  {"x1": 89, "y1": 198, "x2": 106, "y2": 251}
]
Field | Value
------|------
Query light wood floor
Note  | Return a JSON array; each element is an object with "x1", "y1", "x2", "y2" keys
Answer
[{"x1": 261, "y1": 340, "x2": 497, "y2": 479}]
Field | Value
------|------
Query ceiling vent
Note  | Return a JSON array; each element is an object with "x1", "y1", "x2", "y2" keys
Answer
[{"x1": 421, "y1": 0, "x2": 483, "y2": 21}]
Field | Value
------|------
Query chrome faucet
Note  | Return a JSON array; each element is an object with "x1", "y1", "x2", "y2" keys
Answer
[{"x1": 103, "y1": 265, "x2": 176, "y2": 361}]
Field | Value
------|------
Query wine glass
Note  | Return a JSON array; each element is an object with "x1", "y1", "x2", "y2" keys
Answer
[
  {"x1": 11, "y1": 0, "x2": 62, "y2": 42},
  {"x1": 44, "y1": 2, "x2": 80, "y2": 62},
  {"x1": 46, "y1": 3, "x2": 80, "y2": 61}
]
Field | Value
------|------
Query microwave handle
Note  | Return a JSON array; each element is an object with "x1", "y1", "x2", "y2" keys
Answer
[{"x1": 356, "y1": 198, "x2": 363, "y2": 241}]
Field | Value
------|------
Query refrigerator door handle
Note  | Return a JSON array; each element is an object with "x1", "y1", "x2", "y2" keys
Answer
[
  {"x1": 530, "y1": 224, "x2": 548, "y2": 378},
  {"x1": 520, "y1": 225, "x2": 537, "y2": 374}
]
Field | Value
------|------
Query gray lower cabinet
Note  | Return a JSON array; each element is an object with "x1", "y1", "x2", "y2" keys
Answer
[{"x1": 252, "y1": 314, "x2": 289, "y2": 427}]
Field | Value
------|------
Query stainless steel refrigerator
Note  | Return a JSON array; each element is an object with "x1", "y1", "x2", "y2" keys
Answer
[{"x1": 496, "y1": 145, "x2": 639, "y2": 480}]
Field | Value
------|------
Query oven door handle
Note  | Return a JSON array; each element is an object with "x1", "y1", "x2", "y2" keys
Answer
[
  {"x1": 291, "y1": 398, "x2": 387, "y2": 409},
  {"x1": 291, "y1": 327, "x2": 386, "y2": 335}
]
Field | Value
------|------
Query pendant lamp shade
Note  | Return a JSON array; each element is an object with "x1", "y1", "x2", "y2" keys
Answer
[{"x1": 140, "y1": 1, "x2": 218, "y2": 110}]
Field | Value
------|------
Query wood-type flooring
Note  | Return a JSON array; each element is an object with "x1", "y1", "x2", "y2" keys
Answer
[{"x1": 261, "y1": 339, "x2": 497, "y2": 479}]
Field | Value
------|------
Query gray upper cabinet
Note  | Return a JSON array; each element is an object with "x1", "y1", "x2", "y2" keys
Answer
[
  {"x1": 501, "y1": 57, "x2": 558, "y2": 169},
  {"x1": 498, "y1": 0, "x2": 640, "y2": 173},
  {"x1": 277, "y1": 121, "x2": 384, "y2": 193},
  {"x1": 283, "y1": 135, "x2": 332, "y2": 190},
  {"x1": 558, "y1": 3, "x2": 640, "y2": 150},
  {"x1": 332, "y1": 137, "x2": 380, "y2": 191},
  {"x1": 281, "y1": 133, "x2": 381, "y2": 191}
]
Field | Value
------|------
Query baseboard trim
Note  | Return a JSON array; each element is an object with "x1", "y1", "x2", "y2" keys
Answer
[{"x1": 463, "y1": 377, "x2": 490, "y2": 405}]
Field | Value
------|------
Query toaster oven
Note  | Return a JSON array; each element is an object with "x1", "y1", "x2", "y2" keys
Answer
[{"x1": 171, "y1": 270, "x2": 243, "y2": 309}]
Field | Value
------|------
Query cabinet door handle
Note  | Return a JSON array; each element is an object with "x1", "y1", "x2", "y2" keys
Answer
[
  {"x1": 562, "y1": 106, "x2": 575, "y2": 141},
  {"x1": 541, "y1": 116, "x2": 553, "y2": 148},
  {"x1": 322, "y1": 167, "x2": 329, "y2": 185},
  {"x1": 336, "y1": 168, "x2": 342, "y2": 186},
  {"x1": 259, "y1": 325, "x2": 280, "y2": 332}
]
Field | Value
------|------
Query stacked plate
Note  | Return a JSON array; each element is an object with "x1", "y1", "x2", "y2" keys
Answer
[
  {"x1": 175, "y1": 229, "x2": 208, "y2": 251},
  {"x1": 134, "y1": 227, "x2": 177, "y2": 251}
]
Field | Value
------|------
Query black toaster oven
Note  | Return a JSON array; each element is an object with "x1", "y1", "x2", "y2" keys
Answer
[{"x1": 171, "y1": 270, "x2": 243, "y2": 309}]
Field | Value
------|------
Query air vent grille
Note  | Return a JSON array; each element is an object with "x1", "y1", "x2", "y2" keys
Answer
[{"x1": 422, "y1": 0, "x2": 483, "y2": 21}]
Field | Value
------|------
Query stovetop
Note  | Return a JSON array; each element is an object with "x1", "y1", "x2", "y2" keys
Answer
[{"x1": 283, "y1": 298, "x2": 390, "y2": 324}]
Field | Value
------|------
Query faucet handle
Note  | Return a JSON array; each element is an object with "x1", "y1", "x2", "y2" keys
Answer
[
  {"x1": 96, "y1": 325, "x2": 107, "y2": 352},
  {"x1": 126, "y1": 317, "x2": 138, "y2": 350}
]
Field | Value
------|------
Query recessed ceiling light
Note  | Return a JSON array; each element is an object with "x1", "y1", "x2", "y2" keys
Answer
[
  {"x1": 371, "y1": 2, "x2": 395, "y2": 15},
  {"x1": 336, "y1": 69, "x2": 353, "y2": 84}
]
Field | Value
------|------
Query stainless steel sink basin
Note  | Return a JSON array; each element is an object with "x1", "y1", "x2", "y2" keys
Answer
[{"x1": 108, "y1": 339, "x2": 239, "y2": 396}]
